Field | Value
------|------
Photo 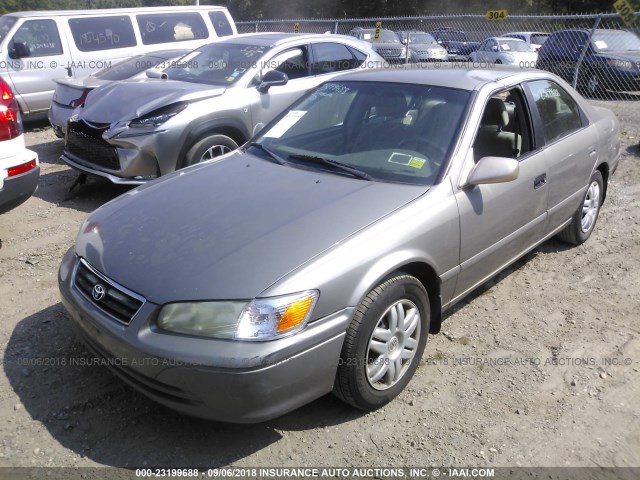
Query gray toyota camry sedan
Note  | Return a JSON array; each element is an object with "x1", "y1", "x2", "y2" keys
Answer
[{"x1": 59, "y1": 66, "x2": 620, "y2": 423}]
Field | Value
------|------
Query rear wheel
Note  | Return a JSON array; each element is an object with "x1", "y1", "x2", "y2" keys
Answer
[
  {"x1": 333, "y1": 274, "x2": 429, "y2": 410},
  {"x1": 557, "y1": 170, "x2": 603, "y2": 245},
  {"x1": 182, "y1": 134, "x2": 239, "y2": 168}
]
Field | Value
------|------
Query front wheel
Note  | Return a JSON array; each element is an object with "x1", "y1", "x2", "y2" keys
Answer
[
  {"x1": 333, "y1": 274, "x2": 429, "y2": 410},
  {"x1": 557, "y1": 170, "x2": 603, "y2": 245},
  {"x1": 182, "y1": 134, "x2": 239, "y2": 168}
]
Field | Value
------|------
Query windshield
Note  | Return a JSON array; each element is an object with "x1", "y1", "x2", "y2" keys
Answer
[
  {"x1": 409, "y1": 33, "x2": 437, "y2": 44},
  {"x1": 0, "y1": 16, "x2": 17, "y2": 44},
  {"x1": 251, "y1": 81, "x2": 470, "y2": 185},
  {"x1": 163, "y1": 43, "x2": 267, "y2": 85},
  {"x1": 592, "y1": 31, "x2": 640, "y2": 52},
  {"x1": 498, "y1": 39, "x2": 533, "y2": 52},
  {"x1": 94, "y1": 53, "x2": 184, "y2": 80},
  {"x1": 439, "y1": 31, "x2": 467, "y2": 42}
]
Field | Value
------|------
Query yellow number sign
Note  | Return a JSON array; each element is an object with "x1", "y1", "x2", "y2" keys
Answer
[
  {"x1": 293, "y1": 22, "x2": 300, "y2": 33},
  {"x1": 486, "y1": 9, "x2": 508, "y2": 20},
  {"x1": 613, "y1": 0, "x2": 637, "y2": 26},
  {"x1": 374, "y1": 21, "x2": 382, "y2": 41}
]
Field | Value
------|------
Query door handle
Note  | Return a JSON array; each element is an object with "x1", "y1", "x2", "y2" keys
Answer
[{"x1": 534, "y1": 173, "x2": 547, "y2": 190}]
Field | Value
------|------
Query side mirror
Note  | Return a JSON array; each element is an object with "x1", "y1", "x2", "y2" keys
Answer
[
  {"x1": 257, "y1": 70, "x2": 288, "y2": 93},
  {"x1": 146, "y1": 68, "x2": 167, "y2": 79},
  {"x1": 9, "y1": 42, "x2": 31, "y2": 59},
  {"x1": 491, "y1": 45, "x2": 499, "y2": 52},
  {"x1": 467, "y1": 156, "x2": 519, "y2": 185}
]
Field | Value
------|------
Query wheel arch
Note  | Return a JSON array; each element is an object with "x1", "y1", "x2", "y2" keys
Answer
[
  {"x1": 179, "y1": 118, "x2": 251, "y2": 164},
  {"x1": 596, "y1": 162, "x2": 609, "y2": 203},
  {"x1": 358, "y1": 259, "x2": 443, "y2": 335}
]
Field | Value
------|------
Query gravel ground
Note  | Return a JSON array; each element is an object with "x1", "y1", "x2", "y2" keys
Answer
[{"x1": 0, "y1": 102, "x2": 639, "y2": 475}]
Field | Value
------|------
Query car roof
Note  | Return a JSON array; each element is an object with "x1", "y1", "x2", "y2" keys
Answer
[
  {"x1": 5, "y1": 6, "x2": 228, "y2": 17},
  {"x1": 492, "y1": 37, "x2": 529, "y2": 42},
  {"x1": 214, "y1": 32, "x2": 370, "y2": 47},
  {"x1": 328, "y1": 65, "x2": 552, "y2": 91},
  {"x1": 504, "y1": 31, "x2": 549, "y2": 35}
]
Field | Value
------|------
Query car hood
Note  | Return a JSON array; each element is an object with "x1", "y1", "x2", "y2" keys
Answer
[
  {"x1": 79, "y1": 79, "x2": 226, "y2": 122},
  {"x1": 596, "y1": 50, "x2": 640, "y2": 62},
  {"x1": 76, "y1": 152, "x2": 427, "y2": 304}
]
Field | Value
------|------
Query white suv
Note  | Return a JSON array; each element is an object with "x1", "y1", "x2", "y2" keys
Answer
[{"x1": 0, "y1": 76, "x2": 39, "y2": 214}]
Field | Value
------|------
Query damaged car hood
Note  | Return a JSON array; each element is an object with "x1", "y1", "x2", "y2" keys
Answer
[{"x1": 79, "y1": 79, "x2": 226, "y2": 122}]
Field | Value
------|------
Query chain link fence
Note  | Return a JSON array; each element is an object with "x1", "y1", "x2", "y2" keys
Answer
[{"x1": 238, "y1": 13, "x2": 640, "y2": 139}]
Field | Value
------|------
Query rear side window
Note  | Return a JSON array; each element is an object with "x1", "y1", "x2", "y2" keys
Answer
[
  {"x1": 528, "y1": 80, "x2": 582, "y2": 144},
  {"x1": 137, "y1": 13, "x2": 208, "y2": 45},
  {"x1": 311, "y1": 43, "x2": 363, "y2": 75},
  {"x1": 10, "y1": 19, "x2": 63, "y2": 56},
  {"x1": 69, "y1": 16, "x2": 137, "y2": 52},
  {"x1": 208, "y1": 12, "x2": 234, "y2": 37}
]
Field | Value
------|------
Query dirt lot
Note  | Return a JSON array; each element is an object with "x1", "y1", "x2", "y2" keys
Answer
[{"x1": 0, "y1": 108, "x2": 639, "y2": 474}]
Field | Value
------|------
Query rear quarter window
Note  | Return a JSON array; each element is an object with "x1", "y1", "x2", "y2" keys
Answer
[
  {"x1": 136, "y1": 12, "x2": 208, "y2": 45},
  {"x1": 68, "y1": 16, "x2": 137, "y2": 52}
]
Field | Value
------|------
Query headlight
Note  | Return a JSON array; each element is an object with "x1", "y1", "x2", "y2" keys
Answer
[
  {"x1": 129, "y1": 102, "x2": 188, "y2": 128},
  {"x1": 157, "y1": 290, "x2": 319, "y2": 341}
]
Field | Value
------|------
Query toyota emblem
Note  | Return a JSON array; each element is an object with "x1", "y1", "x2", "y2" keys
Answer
[{"x1": 92, "y1": 284, "x2": 106, "y2": 301}]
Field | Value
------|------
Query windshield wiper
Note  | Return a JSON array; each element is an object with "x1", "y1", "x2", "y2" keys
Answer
[
  {"x1": 287, "y1": 154, "x2": 372, "y2": 181},
  {"x1": 246, "y1": 142, "x2": 287, "y2": 165}
]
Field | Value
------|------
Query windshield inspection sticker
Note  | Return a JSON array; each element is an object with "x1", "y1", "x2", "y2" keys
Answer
[
  {"x1": 263, "y1": 111, "x2": 307, "y2": 138},
  {"x1": 388, "y1": 152, "x2": 426, "y2": 169}
]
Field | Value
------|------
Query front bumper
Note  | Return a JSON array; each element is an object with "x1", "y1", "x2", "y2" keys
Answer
[
  {"x1": 58, "y1": 249, "x2": 352, "y2": 423},
  {"x1": 0, "y1": 151, "x2": 39, "y2": 214}
]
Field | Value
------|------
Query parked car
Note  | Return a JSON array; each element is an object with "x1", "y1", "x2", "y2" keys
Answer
[
  {"x1": 503, "y1": 31, "x2": 550, "y2": 52},
  {"x1": 59, "y1": 65, "x2": 620, "y2": 423},
  {"x1": 470, "y1": 37, "x2": 538, "y2": 66},
  {"x1": 0, "y1": 76, "x2": 39, "y2": 215},
  {"x1": 0, "y1": 6, "x2": 236, "y2": 118},
  {"x1": 348, "y1": 27, "x2": 408, "y2": 63},
  {"x1": 396, "y1": 30, "x2": 448, "y2": 62},
  {"x1": 48, "y1": 49, "x2": 191, "y2": 138},
  {"x1": 536, "y1": 29, "x2": 640, "y2": 96},
  {"x1": 60, "y1": 33, "x2": 384, "y2": 185},
  {"x1": 430, "y1": 28, "x2": 480, "y2": 60}
]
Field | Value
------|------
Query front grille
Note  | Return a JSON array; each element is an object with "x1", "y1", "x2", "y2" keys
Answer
[
  {"x1": 74, "y1": 258, "x2": 144, "y2": 325},
  {"x1": 376, "y1": 48, "x2": 403, "y2": 57},
  {"x1": 66, "y1": 120, "x2": 120, "y2": 170}
]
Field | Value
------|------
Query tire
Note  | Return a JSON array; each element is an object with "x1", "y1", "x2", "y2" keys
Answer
[
  {"x1": 557, "y1": 170, "x2": 603, "y2": 245},
  {"x1": 182, "y1": 134, "x2": 239, "y2": 168},
  {"x1": 333, "y1": 274, "x2": 429, "y2": 410}
]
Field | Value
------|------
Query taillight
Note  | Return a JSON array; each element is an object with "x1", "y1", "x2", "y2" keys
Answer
[
  {"x1": 70, "y1": 88, "x2": 90, "y2": 108},
  {"x1": 7, "y1": 159, "x2": 37, "y2": 178},
  {"x1": 0, "y1": 77, "x2": 22, "y2": 141}
]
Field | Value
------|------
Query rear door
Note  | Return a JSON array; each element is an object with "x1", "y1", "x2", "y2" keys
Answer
[{"x1": 524, "y1": 79, "x2": 596, "y2": 233}]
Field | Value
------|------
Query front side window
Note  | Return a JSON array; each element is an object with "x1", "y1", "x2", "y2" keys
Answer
[
  {"x1": 136, "y1": 13, "x2": 208, "y2": 45},
  {"x1": 528, "y1": 80, "x2": 582, "y2": 144},
  {"x1": 473, "y1": 88, "x2": 533, "y2": 161},
  {"x1": 266, "y1": 48, "x2": 309, "y2": 80},
  {"x1": 252, "y1": 81, "x2": 471, "y2": 185},
  {"x1": 10, "y1": 19, "x2": 62, "y2": 57},
  {"x1": 68, "y1": 16, "x2": 137, "y2": 52}
]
